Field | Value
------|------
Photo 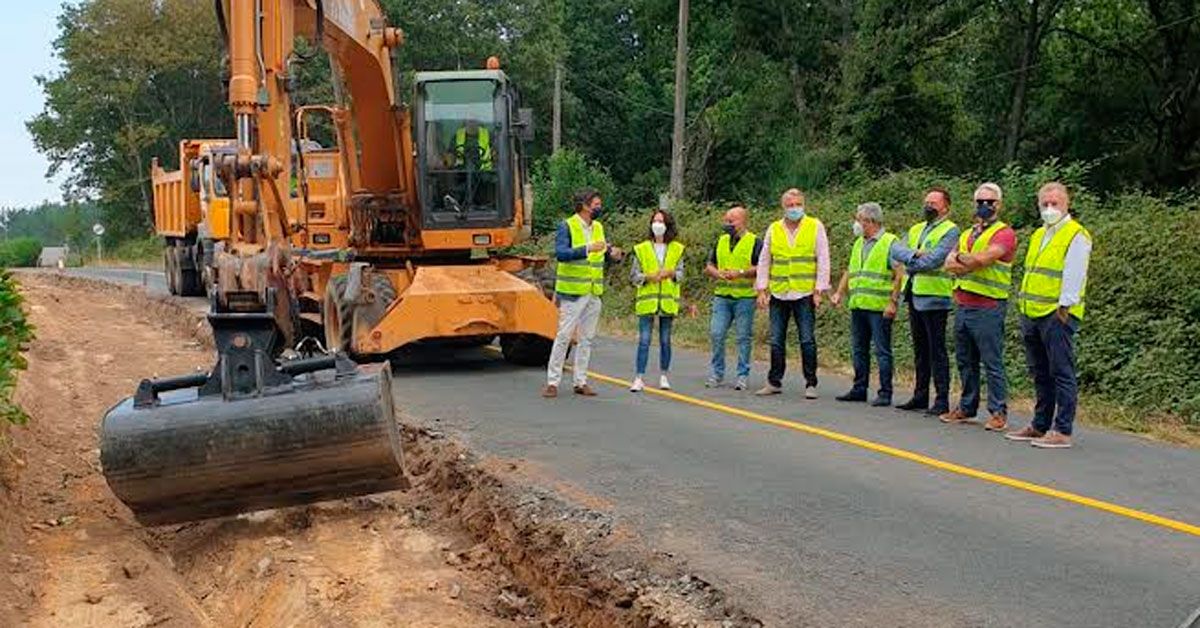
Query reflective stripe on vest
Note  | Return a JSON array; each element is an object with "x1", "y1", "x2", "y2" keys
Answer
[
  {"x1": 954, "y1": 221, "x2": 1012, "y2": 299},
  {"x1": 554, "y1": 214, "x2": 605, "y2": 296},
  {"x1": 454, "y1": 126, "x2": 492, "y2": 169},
  {"x1": 848, "y1": 232, "x2": 898, "y2": 311},
  {"x1": 634, "y1": 240, "x2": 685, "y2": 316},
  {"x1": 768, "y1": 218, "x2": 819, "y2": 295},
  {"x1": 714, "y1": 232, "x2": 757, "y2": 298},
  {"x1": 901, "y1": 219, "x2": 956, "y2": 297},
  {"x1": 1019, "y1": 220, "x2": 1090, "y2": 320}
]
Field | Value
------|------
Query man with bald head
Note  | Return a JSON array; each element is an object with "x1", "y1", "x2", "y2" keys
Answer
[{"x1": 704, "y1": 204, "x2": 762, "y2": 390}]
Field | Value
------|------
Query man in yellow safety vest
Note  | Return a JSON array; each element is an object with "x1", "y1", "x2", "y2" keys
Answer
[
  {"x1": 830, "y1": 202, "x2": 907, "y2": 406},
  {"x1": 1005, "y1": 182, "x2": 1092, "y2": 449},
  {"x1": 704, "y1": 205, "x2": 762, "y2": 391},
  {"x1": 942, "y1": 182, "x2": 1018, "y2": 432},
  {"x1": 543, "y1": 188, "x2": 625, "y2": 398},
  {"x1": 754, "y1": 188, "x2": 830, "y2": 398}
]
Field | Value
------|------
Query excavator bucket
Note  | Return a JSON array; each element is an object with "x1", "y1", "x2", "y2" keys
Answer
[{"x1": 100, "y1": 310, "x2": 407, "y2": 526}]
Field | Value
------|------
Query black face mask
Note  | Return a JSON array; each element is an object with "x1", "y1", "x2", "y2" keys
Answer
[
  {"x1": 923, "y1": 205, "x2": 939, "y2": 223},
  {"x1": 722, "y1": 224, "x2": 737, "y2": 238},
  {"x1": 975, "y1": 200, "x2": 997, "y2": 221}
]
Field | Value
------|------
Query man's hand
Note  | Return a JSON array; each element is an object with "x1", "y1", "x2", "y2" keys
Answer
[
  {"x1": 757, "y1": 291, "x2": 770, "y2": 310},
  {"x1": 609, "y1": 246, "x2": 625, "y2": 261},
  {"x1": 1056, "y1": 306, "x2": 1070, "y2": 324},
  {"x1": 884, "y1": 301, "x2": 897, "y2": 320},
  {"x1": 944, "y1": 253, "x2": 966, "y2": 276},
  {"x1": 812, "y1": 290, "x2": 824, "y2": 309},
  {"x1": 586, "y1": 240, "x2": 607, "y2": 254},
  {"x1": 717, "y1": 269, "x2": 734, "y2": 280},
  {"x1": 912, "y1": 249, "x2": 926, "y2": 258},
  {"x1": 830, "y1": 291, "x2": 844, "y2": 308}
]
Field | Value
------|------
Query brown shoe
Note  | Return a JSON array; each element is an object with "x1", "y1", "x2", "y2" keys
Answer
[
  {"x1": 984, "y1": 413, "x2": 1008, "y2": 432},
  {"x1": 1031, "y1": 430, "x2": 1072, "y2": 449},
  {"x1": 939, "y1": 409, "x2": 976, "y2": 424},
  {"x1": 573, "y1": 384, "x2": 598, "y2": 397},
  {"x1": 1004, "y1": 426, "x2": 1044, "y2": 442},
  {"x1": 542, "y1": 384, "x2": 558, "y2": 398}
]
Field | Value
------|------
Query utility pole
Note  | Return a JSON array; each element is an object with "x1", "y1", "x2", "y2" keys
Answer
[
  {"x1": 552, "y1": 63, "x2": 563, "y2": 154},
  {"x1": 668, "y1": 0, "x2": 690, "y2": 200}
]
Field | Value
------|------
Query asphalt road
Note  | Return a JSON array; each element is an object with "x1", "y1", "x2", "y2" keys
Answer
[{"x1": 61, "y1": 267, "x2": 1200, "y2": 627}]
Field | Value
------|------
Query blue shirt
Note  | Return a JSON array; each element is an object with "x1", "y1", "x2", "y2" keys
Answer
[{"x1": 890, "y1": 220, "x2": 960, "y2": 311}]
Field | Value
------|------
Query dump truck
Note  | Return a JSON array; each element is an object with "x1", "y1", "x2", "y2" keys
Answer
[
  {"x1": 102, "y1": 0, "x2": 556, "y2": 525},
  {"x1": 151, "y1": 120, "x2": 350, "y2": 297}
]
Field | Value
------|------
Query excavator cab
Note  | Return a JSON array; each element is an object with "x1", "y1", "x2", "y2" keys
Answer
[{"x1": 413, "y1": 69, "x2": 533, "y2": 233}]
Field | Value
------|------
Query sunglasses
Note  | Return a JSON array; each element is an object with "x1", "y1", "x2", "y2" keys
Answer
[{"x1": 974, "y1": 199, "x2": 998, "y2": 206}]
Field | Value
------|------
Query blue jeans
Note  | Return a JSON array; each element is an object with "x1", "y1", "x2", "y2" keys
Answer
[
  {"x1": 767, "y1": 296, "x2": 818, "y2": 388},
  {"x1": 850, "y1": 308, "x2": 894, "y2": 400},
  {"x1": 709, "y1": 296, "x2": 755, "y2": 380},
  {"x1": 954, "y1": 304, "x2": 1008, "y2": 416},
  {"x1": 636, "y1": 315, "x2": 674, "y2": 375},
  {"x1": 1022, "y1": 314, "x2": 1080, "y2": 435}
]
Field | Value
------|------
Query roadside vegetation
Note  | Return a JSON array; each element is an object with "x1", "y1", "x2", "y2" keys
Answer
[{"x1": 0, "y1": 272, "x2": 33, "y2": 426}]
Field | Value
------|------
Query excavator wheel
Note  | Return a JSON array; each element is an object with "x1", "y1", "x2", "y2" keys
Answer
[
  {"x1": 323, "y1": 275, "x2": 353, "y2": 352},
  {"x1": 500, "y1": 333, "x2": 553, "y2": 366}
]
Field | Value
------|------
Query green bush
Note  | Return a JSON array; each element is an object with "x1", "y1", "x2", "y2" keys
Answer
[
  {"x1": 104, "y1": 235, "x2": 161, "y2": 264},
  {"x1": 531, "y1": 149, "x2": 616, "y2": 236},
  {"x1": 585, "y1": 162, "x2": 1200, "y2": 427},
  {"x1": 0, "y1": 271, "x2": 32, "y2": 425},
  {"x1": 0, "y1": 237, "x2": 44, "y2": 268}
]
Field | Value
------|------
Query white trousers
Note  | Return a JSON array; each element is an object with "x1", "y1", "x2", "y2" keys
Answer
[{"x1": 546, "y1": 295, "x2": 602, "y2": 387}]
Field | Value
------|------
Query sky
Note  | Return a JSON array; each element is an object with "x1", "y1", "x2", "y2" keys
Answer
[{"x1": 0, "y1": 3, "x2": 66, "y2": 209}]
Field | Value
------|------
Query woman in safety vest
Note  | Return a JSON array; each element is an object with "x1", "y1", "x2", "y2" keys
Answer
[{"x1": 629, "y1": 210, "x2": 685, "y2": 392}]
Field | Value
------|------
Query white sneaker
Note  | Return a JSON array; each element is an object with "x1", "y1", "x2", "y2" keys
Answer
[
  {"x1": 630, "y1": 377, "x2": 645, "y2": 393},
  {"x1": 805, "y1": 386, "x2": 819, "y2": 399},
  {"x1": 659, "y1": 375, "x2": 672, "y2": 390},
  {"x1": 734, "y1": 377, "x2": 748, "y2": 391},
  {"x1": 705, "y1": 375, "x2": 722, "y2": 388}
]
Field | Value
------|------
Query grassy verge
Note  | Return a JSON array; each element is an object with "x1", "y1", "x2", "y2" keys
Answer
[
  {"x1": 85, "y1": 235, "x2": 162, "y2": 269},
  {"x1": 599, "y1": 312, "x2": 1200, "y2": 448}
]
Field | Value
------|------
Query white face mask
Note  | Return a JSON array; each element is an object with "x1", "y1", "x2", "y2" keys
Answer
[
  {"x1": 852, "y1": 221, "x2": 864, "y2": 237},
  {"x1": 651, "y1": 222, "x2": 667, "y2": 238},
  {"x1": 1040, "y1": 205, "x2": 1064, "y2": 226}
]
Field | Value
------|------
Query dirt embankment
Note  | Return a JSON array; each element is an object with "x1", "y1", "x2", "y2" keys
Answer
[{"x1": 0, "y1": 272, "x2": 759, "y2": 627}]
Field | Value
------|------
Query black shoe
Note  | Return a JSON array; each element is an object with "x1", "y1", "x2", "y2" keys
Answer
[
  {"x1": 925, "y1": 404, "x2": 950, "y2": 416},
  {"x1": 896, "y1": 398, "x2": 928, "y2": 411},
  {"x1": 870, "y1": 397, "x2": 892, "y2": 407},
  {"x1": 836, "y1": 391, "x2": 868, "y2": 402}
]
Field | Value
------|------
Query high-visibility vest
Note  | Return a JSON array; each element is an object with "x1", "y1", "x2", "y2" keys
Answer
[
  {"x1": 634, "y1": 240, "x2": 685, "y2": 316},
  {"x1": 714, "y1": 232, "x2": 758, "y2": 298},
  {"x1": 1019, "y1": 219, "x2": 1091, "y2": 320},
  {"x1": 954, "y1": 221, "x2": 1013, "y2": 300},
  {"x1": 901, "y1": 219, "x2": 957, "y2": 297},
  {"x1": 454, "y1": 126, "x2": 492, "y2": 169},
  {"x1": 848, "y1": 232, "x2": 899, "y2": 311},
  {"x1": 554, "y1": 214, "x2": 605, "y2": 296},
  {"x1": 767, "y1": 218, "x2": 819, "y2": 295}
]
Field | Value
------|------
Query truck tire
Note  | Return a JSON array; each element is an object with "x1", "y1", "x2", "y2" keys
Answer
[
  {"x1": 164, "y1": 247, "x2": 179, "y2": 296},
  {"x1": 323, "y1": 275, "x2": 353, "y2": 353},
  {"x1": 178, "y1": 244, "x2": 204, "y2": 297},
  {"x1": 500, "y1": 334, "x2": 553, "y2": 367}
]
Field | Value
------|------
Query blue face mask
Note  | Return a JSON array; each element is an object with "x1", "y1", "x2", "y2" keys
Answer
[
  {"x1": 590, "y1": 204, "x2": 603, "y2": 219},
  {"x1": 975, "y1": 200, "x2": 996, "y2": 221},
  {"x1": 785, "y1": 207, "x2": 805, "y2": 221}
]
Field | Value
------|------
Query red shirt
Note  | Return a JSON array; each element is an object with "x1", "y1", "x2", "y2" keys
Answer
[{"x1": 954, "y1": 223, "x2": 1017, "y2": 309}]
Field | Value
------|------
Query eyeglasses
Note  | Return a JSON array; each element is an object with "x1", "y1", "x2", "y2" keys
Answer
[{"x1": 974, "y1": 199, "x2": 998, "y2": 207}]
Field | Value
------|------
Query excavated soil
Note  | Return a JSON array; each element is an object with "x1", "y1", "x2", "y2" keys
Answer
[{"x1": 0, "y1": 272, "x2": 759, "y2": 627}]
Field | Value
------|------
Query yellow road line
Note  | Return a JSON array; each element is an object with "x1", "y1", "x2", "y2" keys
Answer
[{"x1": 577, "y1": 369, "x2": 1200, "y2": 539}]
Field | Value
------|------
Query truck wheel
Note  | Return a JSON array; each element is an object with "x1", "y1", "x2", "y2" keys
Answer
[
  {"x1": 164, "y1": 248, "x2": 179, "y2": 296},
  {"x1": 500, "y1": 334, "x2": 553, "y2": 367},
  {"x1": 323, "y1": 275, "x2": 353, "y2": 353},
  {"x1": 178, "y1": 245, "x2": 204, "y2": 296}
]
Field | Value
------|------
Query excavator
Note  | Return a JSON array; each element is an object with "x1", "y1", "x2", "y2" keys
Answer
[{"x1": 100, "y1": 0, "x2": 558, "y2": 525}]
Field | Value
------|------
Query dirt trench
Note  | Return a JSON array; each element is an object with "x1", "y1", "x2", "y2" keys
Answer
[{"x1": 0, "y1": 272, "x2": 760, "y2": 627}]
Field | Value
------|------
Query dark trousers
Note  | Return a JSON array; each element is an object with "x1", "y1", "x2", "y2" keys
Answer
[
  {"x1": 1021, "y1": 314, "x2": 1080, "y2": 435},
  {"x1": 954, "y1": 304, "x2": 1008, "y2": 416},
  {"x1": 908, "y1": 303, "x2": 950, "y2": 408},
  {"x1": 768, "y1": 296, "x2": 818, "y2": 388},
  {"x1": 850, "y1": 309, "x2": 893, "y2": 399}
]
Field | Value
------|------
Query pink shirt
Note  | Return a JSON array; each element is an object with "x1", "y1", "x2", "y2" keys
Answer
[{"x1": 755, "y1": 219, "x2": 831, "y2": 299}]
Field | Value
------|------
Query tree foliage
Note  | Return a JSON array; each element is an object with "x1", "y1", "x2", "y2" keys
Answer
[{"x1": 0, "y1": 271, "x2": 33, "y2": 425}]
